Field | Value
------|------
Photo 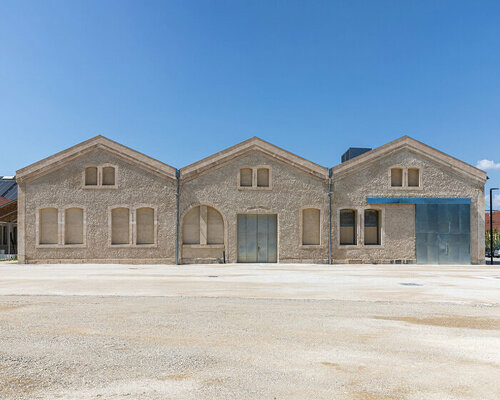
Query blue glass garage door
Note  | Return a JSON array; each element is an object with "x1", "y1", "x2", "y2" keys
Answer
[{"x1": 415, "y1": 204, "x2": 470, "y2": 264}]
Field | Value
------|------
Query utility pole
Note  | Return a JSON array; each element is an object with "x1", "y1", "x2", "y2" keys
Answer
[{"x1": 490, "y1": 187, "x2": 498, "y2": 266}]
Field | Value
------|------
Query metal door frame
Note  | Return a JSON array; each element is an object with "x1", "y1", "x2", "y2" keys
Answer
[{"x1": 237, "y1": 213, "x2": 278, "y2": 263}]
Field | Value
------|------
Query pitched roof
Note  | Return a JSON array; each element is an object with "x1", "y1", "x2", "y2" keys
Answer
[
  {"x1": 180, "y1": 137, "x2": 328, "y2": 180},
  {"x1": 0, "y1": 178, "x2": 17, "y2": 200},
  {"x1": 332, "y1": 136, "x2": 487, "y2": 183},
  {"x1": 16, "y1": 135, "x2": 177, "y2": 182}
]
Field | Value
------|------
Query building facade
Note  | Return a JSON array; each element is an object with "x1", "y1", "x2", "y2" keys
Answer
[{"x1": 16, "y1": 135, "x2": 487, "y2": 265}]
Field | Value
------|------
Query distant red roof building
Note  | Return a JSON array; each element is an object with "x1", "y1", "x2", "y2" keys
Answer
[
  {"x1": 0, "y1": 196, "x2": 12, "y2": 207},
  {"x1": 485, "y1": 211, "x2": 500, "y2": 231}
]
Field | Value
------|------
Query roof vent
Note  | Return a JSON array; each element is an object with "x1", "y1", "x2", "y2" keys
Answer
[{"x1": 341, "y1": 147, "x2": 371, "y2": 163}]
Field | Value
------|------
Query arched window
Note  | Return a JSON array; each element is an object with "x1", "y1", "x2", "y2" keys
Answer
[
  {"x1": 102, "y1": 166, "x2": 116, "y2": 186},
  {"x1": 364, "y1": 209, "x2": 380, "y2": 245},
  {"x1": 65, "y1": 207, "x2": 84, "y2": 245},
  {"x1": 136, "y1": 207, "x2": 155, "y2": 245},
  {"x1": 302, "y1": 208, "x2": 320, "y2": 245},
  {"x1": 111, "y1": 207, "x2": 130, "y2": 245},
  {"x1": 340, "y1": 209, "x2": 356, "y2": 245},
  {"x1": 39, "y1": 208, "x2": 58, "y2": 245},
  {"x1": 85, "y1": 167, "x2": 98, "y2": 186},
  {"x1": 183, "y1": 205, "x2": 224, "y2": 245}
]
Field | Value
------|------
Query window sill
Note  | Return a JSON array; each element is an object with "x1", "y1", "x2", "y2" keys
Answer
[
  {"x1": 182, "y1": 244, "x2": 225, "y2": 249},
  {"x1": 36, "y1": 244, "x2": 87, "y2": 249},
  {"x1": 83, "y1": 185, "x2": 118, "y2": 190},
  {"x1": 299, "y1": 244, "x2": 323, "y2": 249},
  {"x1": 238, "y1": 186, "x2": 272, "y2": 191}
]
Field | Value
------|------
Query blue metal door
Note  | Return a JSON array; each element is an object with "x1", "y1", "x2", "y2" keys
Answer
[
  {"x1": 416, "y1": 204, "x2": 470, "y2": 264},
  {"x1": 237, "y1": 214, "x2": 277, "y2": 263}
]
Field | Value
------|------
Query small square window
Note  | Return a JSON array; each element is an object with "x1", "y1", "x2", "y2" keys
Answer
[
  {"x1": 408, "y1": 168, "x2": 420, "y2": 187},
  {"x1": 102, "y1": 166, "x2": 116, "y2": 186},
  {"x1": 239, "y1": 168, "x2": 253, "y2": 187},
  {"x1": 85, "y1": 167, "x2": 98, "y2": 186},
  {"x1": 391, "y1": 168, "x2": 403, "y2": 187},
  {"x1": 257, "y1": 168, "x2": 269, "y2": 187}
]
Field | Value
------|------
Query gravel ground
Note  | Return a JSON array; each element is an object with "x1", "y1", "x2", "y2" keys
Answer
[{"x1": 0, "y1": 294, "x2": 499, "y2": 400}]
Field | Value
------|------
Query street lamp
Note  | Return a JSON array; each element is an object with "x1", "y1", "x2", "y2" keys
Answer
[{"x1": 490, "y1": 187, "x2": 499, "y2": 266}]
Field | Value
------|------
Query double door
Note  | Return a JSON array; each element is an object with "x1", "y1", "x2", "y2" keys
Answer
[{"x1": 237, "y1": 214, "x2": 277, "y2": 263}]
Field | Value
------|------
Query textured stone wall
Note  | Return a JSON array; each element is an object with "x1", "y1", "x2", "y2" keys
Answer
[
  {"x1": 332, "y1": 148, "x2": 485, "y2": 264},
  {"x1": 23, "y1": 149, "x2": 176, "y2": 263},
  {"x1": 180, "y1": 151, "x2": 329, "y2": 263}
]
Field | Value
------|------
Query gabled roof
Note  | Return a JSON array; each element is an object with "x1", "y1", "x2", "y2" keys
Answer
[
  {"x1": 332, "y1": 136, "x2": 487, "y2": 183},
  {"x1": 16, "y1": 135, "x2": 177, "y2": 183},
  {"x1": 180, "y1": 137, "x2": 328, "y2": 180}
]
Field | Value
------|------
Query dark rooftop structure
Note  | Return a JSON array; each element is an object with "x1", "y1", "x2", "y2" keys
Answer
[
  {"x1": 0, "y1": 176, "x2": 17, "y2": 200},
  {"x1": 341, "y1": 147, "x2": 372, "y2": 163}
]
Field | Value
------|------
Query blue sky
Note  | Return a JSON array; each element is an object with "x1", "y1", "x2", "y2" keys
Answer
[{"x1": 1, "y1": 0, "x2": 499, "y2": 207}]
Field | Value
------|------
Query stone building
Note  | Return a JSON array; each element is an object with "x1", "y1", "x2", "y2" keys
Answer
[{"x1": 15, "y1": 135, "x2": 486, "y2": 265}]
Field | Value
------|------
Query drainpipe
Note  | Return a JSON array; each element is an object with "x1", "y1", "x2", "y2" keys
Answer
[
  {"x1": 328, "y1": 168, "x2": 333, "y2": 264},
  {"x1": 175, "y1": 169, "x2": 180, "y2": 265}
]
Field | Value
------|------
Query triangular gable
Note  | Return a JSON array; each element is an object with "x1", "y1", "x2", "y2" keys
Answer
[
  {"x1": 16, "y1": 135, "x2": 177, "y2": 183},
  {"x1": 332, "y1": 136, "x2": 487, "y2": 183},
  {"x1": 180, "y1": 137, "x2": 328, "y2": 180}
]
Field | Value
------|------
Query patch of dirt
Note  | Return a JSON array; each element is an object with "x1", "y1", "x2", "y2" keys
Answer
[{"x1": 374, "y1": 316, "x2": 500, "y2": 330}]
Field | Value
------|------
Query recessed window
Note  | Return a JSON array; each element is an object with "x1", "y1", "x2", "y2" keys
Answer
[
  {"x1": 408, "y1": 168, "x2": 420, "y2": 187},
  {"x1": 183, "y1": 205, "x2": 224, "y2": 246},
  {"x1": 239, "y1": 168, "x2": 253, "y2": 187},
  {"x1": 239, "y1": 166, "x2": 271, "y2": 189},
  {"x1": 111, "y1": 207, "x2": 130, "y2": 245},
  {"x1": 85, "y1": 167, "x2": 98, "y2": 186},
  {"x1": 302, "y1": 208, "x2": 320, "y2": 245},
  {"x1": 340, "y1": 209, "x2": 356, "y2": 245},
  {"x1": 102, "y1": 166, "x2": 116, "y2": 186},
  {"x1": 391, "y1": 168, "x2": 403, "y2": 187},
  {"x1": 364, "y1": 209, "x2": 380, "y2": 245},
  {"x1": 257, "y1": 168, "x2": 270, "y2": 187},
  {"x1": 84, "y1": 165, "x2": 117, "y2": 188},
  {"x1": 136, "y1": 207, "x2": 155, "y2": 245},
  {"x1": 39, "y1": 208, "x2": 58, "y2": 245},
  {"x1": 64, "y1": 208, "x2": 84, "y2": 245}
]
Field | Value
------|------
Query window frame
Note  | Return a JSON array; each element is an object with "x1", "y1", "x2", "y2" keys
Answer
[
  {"x1": 181, "y1": 204, "x2": 226, "y2": 249},
  {"x1": 134, "y1": 205, "x2": 158, "y2": 247},
  {"x1": 299, "y1": 206, "x2": 323, "y2": 248},
  {"x1": 36, "y1": 206, "x2": 61, "y2": 248},
  {"x1": 388, "y1": 166, "x2": 422, "y2": 190},
  {"x1": 363, "y1": 209, "x2": 381, "y2": 246},
  {"x1": 62, "y1": 206, "x2": 87, "y2": 247},
  {"x1": 83, "y1": 164, "x2": 118, "y2": 189},
  {"x1": 238, "y1": 165, "x2": 272, "y2": 190},
  {"x1": 108, "y1": 205, "x2": 158, "y2": 248},
  {"x1": 407, "y1": 167, "x2": 421, "y2": 188},
  {"x1": 337, "y1": 207, "x2": 385, "y2": 248},
  {"x1": 338, "y1": 209, "x2": 357, "y2": 247}
]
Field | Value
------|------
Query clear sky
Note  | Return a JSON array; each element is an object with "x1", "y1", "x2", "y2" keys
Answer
[{"x1": 1, "y1": 0, "x2": 499, "y2": 207}]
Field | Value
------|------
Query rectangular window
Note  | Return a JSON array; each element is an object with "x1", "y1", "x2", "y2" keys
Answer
[
  {"x1": 391, "y1": 168, "x2": 403, "y2": 187},
  {"x1": 102, "y1": 167, "x2": 116, "y2": 186},
  {"x1": 408, "y1": 168, "x2": 420, "y2": 187},
  {"x1": 64, "y1": 208, "x2": 84, "y2": 245},
  {"x1": 136, "y1": 207, "x2": 155, "y2": 245},
  {"x1": 39, "y1": 208, "x2": 58, "y2": 245},
  {"x1": 85, "y1": 167, "x2": 98, "y2": 186},
  {"x1": 340, "y1": 210, "x2": 356, "y2": 245},
  {"x1": 257, "y1": 168, "x2": 270, "y2": 187},
  {"x1": 111, "y1": 208, "x2": 130, "y2": 245},
  {"x1": 364, "y1": 210, "x2": 380, "y2": 245},
  {"x1": 302, "y1": 208, "x2": 320, "y2": 245},
  {"x1": 239, "y1": 168, "x2": 253, "y2": 187}
]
